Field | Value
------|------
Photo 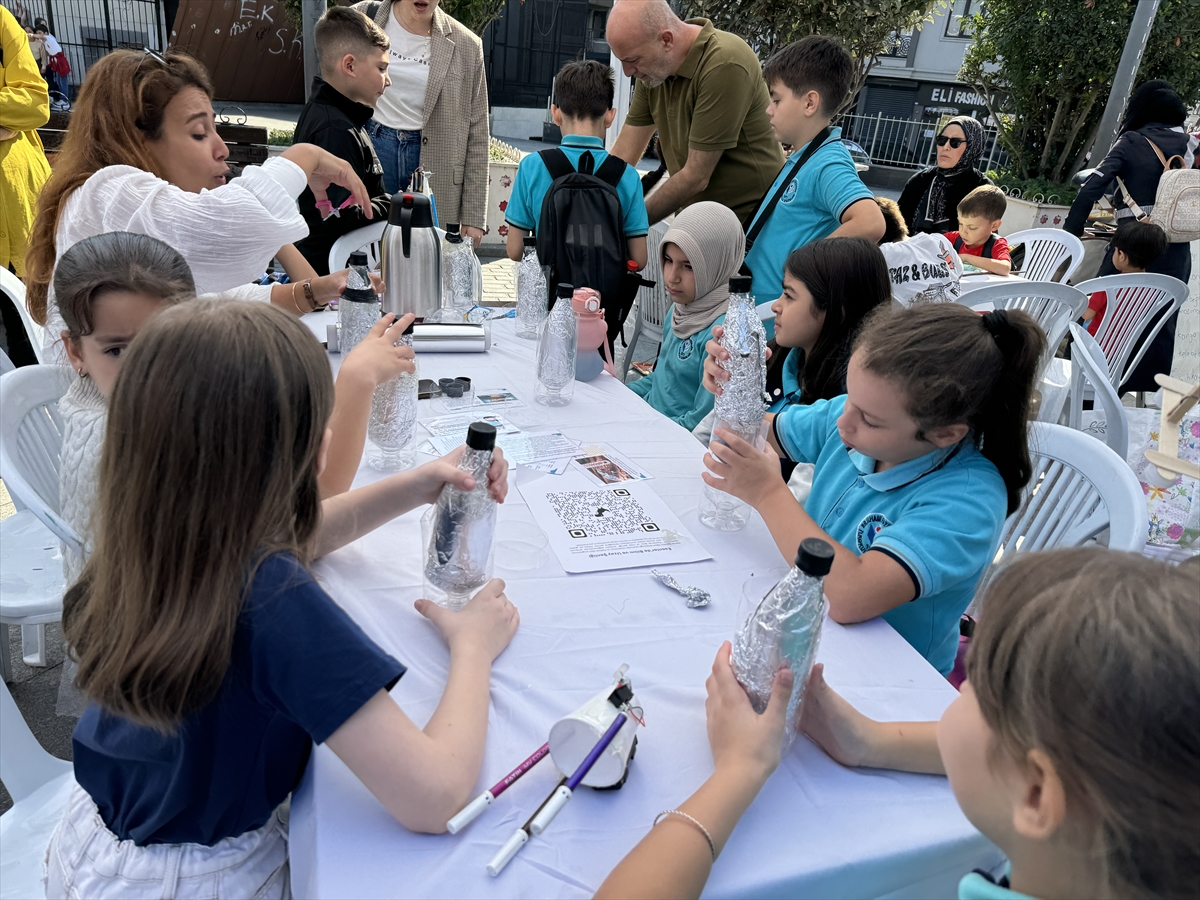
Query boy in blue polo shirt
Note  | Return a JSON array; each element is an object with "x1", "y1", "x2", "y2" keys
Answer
[
  {"x1": 743, "y1": 37, "x2": 884, "y2": 310},
  {"x1": 700, "y1": 304, "x2": 1045, "y2": 675},
  {"x1": 505, "y1": 60, "x2": 648, "y2": 272}
]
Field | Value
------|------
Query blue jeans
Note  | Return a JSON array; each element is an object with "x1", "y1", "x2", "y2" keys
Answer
[{"x1": 367, "y1": 121, "x2": 422, "y2": 196}]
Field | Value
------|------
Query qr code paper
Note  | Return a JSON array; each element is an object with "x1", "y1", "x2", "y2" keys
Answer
[{"x1": 546, "y1": 489, "x2": 660, "y2": 539}]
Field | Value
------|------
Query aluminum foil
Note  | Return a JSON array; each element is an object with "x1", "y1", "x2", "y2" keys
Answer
[
  {"x1": 515, "y1": 249, "x2": 548, "y2": 339},
  {"x1": 651, "y1": 569, "x2": 711, "y2": 608},
  {"x1": 424, "y1": 445, "x2": 497, "y2": 595},
  {"x1": 443, "y1": 240, "x2": 479, "y2": 312},
  {"x1": 368, "y1": 334, "x2": 418, "y2": 455},
  {"x1": 338, "y1": 293, "x2": 380, "y2": 356},
  {"x1": 713, "y1": 293, "x2": 768, "y2": 434},
  {"x1": 536, "y1": 298, "x2": 577, "y2": 392},
  {"x1": 731, "y1": 566, "x2": 826, "y2": 739}
]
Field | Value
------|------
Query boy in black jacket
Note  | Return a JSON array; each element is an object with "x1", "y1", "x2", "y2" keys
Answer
[{"x1": 294, "y1": 7, "x2": 392, "y2": 275}]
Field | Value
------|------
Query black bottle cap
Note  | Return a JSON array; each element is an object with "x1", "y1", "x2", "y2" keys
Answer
[
  {"x1": 438, "y1": 377, "x2": 457, "y2": 389},
  {"x1": 445, "y1": 223, "x2": 462, "y2": 243},
  {"x1": 729, "y1": 275, "x2": 753, "y2": 294},
  {"x1": 795, "y1": 538, "x2": 835, "y2": 577},
  {"x1": 442, "y1": 382, "x2": 464, "y2": 398},
  {"x1": 466, "y1": 421, "x2": 497, "y2": 451},
  {"x1": 454, "y1": 376, "x2": 471, "y2": 390},
  {"x1": 556, "y1": 282, "x2": 574, "y2": 298},
  {"x1": 523, "y1": 235, "x2": 538, "y2": 247},
  {"x1": 348, "y1": 250, "x2": 369, "y2": 268},
  {"x1": 446, "y1": 223, "x2": 461, "y2": 234}
]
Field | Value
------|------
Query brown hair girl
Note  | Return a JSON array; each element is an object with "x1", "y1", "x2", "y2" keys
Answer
[
  {"x1": 63, "y1": 299, "x2": 334, "y2": 730},
  {"x1": 855, "y1": 304, "x2": 1046, "y2": 515},
  {"x1": 24, "y1": 49, "x2": 213, "y2": 323}
]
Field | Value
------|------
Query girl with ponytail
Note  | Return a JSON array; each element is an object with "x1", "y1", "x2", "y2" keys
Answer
[{"x1": 700, "y1": 303, "x2": 1045, "y2": 675}]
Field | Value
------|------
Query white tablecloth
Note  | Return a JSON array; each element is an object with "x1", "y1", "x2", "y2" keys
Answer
[{"x1": 289, "y1": 318, "x2": 1000, "y2": 899}]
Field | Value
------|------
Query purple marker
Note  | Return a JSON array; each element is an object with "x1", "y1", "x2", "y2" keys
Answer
[
  {"x1": 447, "y1": 742, "x2": 551, "y2": 834},
  {"x1": 529, "y1": 714, "x2": 628, "y2": 836}
]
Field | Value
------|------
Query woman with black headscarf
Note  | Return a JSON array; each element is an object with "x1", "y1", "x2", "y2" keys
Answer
[
  {"x1": 1065, "y1": 79, "x2": 1198, "y2": 391},
  {"x1": 898, "y1": 116, "x2": 992, "y2": 235}
]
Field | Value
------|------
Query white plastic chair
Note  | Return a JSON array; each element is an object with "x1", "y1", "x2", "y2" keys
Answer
[
  {"x1": 1071, "y1": 273, "x2": 1187, "y2": 391},
  {"x1": 327, "y1": 221, "x2": 387, "y2": 274},
  {"x1": 983, "y1": 423, "x2": 1147, "y2": 593},
  {"x1": 1005, "y1": 228, "x2": 1085, "y2": 283},
  {"x1": 0, "y1": 679, "x2": 75, "y2": 899},
  {"x1": 0, "y1": 510, "x2": 67, "y2": 682},
  {"x1": 0, "y1": 268, "x2": 43, "y2": 363},
  {"x1": 957, "y1": 281, "x2": 1088, "y2": 377},
  {"x1": 1066, "y1": 324, "x2": 1129, "y2": 456},
  {"x1": 621, "y1": 222, "x2": 670, "y2": 384}
]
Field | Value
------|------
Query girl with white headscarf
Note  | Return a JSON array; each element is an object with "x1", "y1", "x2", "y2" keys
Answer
[{"x1": 628, "y1": 202, "x2": 745, "y2": 430}]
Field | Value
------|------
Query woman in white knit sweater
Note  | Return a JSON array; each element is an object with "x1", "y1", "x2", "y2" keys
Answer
[{"x1": 25, "y1": 49, "x2": 418, "y2": 495}]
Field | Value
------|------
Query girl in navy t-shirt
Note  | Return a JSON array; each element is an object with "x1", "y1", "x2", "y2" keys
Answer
[{"x1": 47, "y1": 300, "x2": 518, "y2": 899}]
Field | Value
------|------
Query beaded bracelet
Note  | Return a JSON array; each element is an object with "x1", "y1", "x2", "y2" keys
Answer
[{"x1": 653, "y1": 809, "x2": 716, "y2": 862}]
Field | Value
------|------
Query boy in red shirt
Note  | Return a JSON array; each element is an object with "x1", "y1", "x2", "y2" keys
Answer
[
  {"x1": 1082, "y1": 221, "x2": 1169, "y2": 335},
  {"x1": 942, "y1": 185, "x2": 1011, "y2": 276}
]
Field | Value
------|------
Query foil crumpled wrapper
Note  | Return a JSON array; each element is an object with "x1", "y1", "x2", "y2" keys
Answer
[
  {"x1": 712, "y1": 298, "x2": 768, "y2": 436},
  {"x1": 731, "y1": 567, "x2": 826, "y2": 740}
]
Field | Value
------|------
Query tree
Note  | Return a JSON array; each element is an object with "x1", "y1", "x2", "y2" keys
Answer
[
  {"x1": 283, "y1": 0, "x2": 507, "y2": 37},
  {"x1": 960, "y1": 0, "x2": 1200, "y2": 185},
  {"x1": 679, "y1": 0, "x2": 946, "y2": 113}
]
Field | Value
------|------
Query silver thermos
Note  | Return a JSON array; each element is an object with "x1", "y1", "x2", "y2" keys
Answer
[{"x1": 381, "y1": 192, "x2": 442, "y2": 320}]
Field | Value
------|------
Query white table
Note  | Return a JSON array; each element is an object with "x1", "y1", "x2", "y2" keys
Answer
[{"x1": 289, "y1": 317, "x2": 1001, "y2": 899}]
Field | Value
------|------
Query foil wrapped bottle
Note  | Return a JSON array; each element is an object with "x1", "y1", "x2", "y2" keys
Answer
[
  {"x1": 423, "y1": 422, "x2": 498, "y2": 609},
  {"x1": 535, "y1": 283, "x2": 578, "y2": 406},
  {"x1": 516, "y1": 236, "x2": 548, "y2": 340},
  {"x1": 368, "y1": 325, "x2": 418, "y2": 470},
  {"x1": 732, "y1": 538, "x2": 834, "y2": 737},
  {"x1": 337, "y1": 251, "x2": 379, "y2": 355},
  {"x1": 700, "y1": 274, "x2": 768, "y2": 531},
  {"x1": 441, "y1": 223, "x2": 482, "y2": 318}
]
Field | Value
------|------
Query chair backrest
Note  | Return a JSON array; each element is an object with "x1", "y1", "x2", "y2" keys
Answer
[
  {"x1": 0, "y1": 365, "x2": 82, "y2": 551},
  {"x1": 1071, "y1": 273, "x2": 1186, "y2": 390},
  {"x1": 1005, "y1": 228, "x2": 1085, "y2": 283},
  {"x1": 0, "y1": 349, "x2": 13, "y2": 375},
  {"x1": 989, "y1": 423, "x2": 1147, "y2": 587},
  {"x1": 637, "y1": 222, "x2": 671, "y2": 333},
  {"x1": 1067, "y1": 323, "x2": 1129, "y2": 456},
  {"x1": 327, "y1": 221, "x2": 388, "y2": 274},
  {"x1": 1, "y1": 679, "x2": 73, "y2": 804},
  {"x1": 0, "y1": 268, "x2": 43, "y2": 364},
  {"x1": 956, "y1": 281, "x2": 1088, "y2": 377}
]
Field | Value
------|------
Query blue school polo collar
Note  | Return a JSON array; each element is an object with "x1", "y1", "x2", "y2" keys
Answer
[
  {"x1": 848, "y1": 440, "x2": 967, "y2": 492},
  {"x1": 561, "y1": 135, "x2": 606, "y2": 150}
]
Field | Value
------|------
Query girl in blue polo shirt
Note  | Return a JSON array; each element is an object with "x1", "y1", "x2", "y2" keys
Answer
[
  {"x1": 629, "y1": 201, "x2": 745, "y2": 430},
  {"x1": 701, "y1": 303, "x2": 1045, "y2": 674},
  {"x1": 47, "y1": 300, "x2": 518, "y2": 899}
]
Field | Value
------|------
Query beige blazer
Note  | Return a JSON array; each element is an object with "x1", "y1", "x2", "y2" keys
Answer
[{"x1": 355, "y1": 0, "x2": 490, "y2": 229}]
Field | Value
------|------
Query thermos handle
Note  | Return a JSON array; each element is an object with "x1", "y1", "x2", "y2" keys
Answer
[{"x1": 401, "y1": 199, "x2": 413, "y2": 259}]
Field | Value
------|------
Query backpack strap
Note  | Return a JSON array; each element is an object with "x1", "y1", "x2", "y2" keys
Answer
[
  {"x1": 539, "y1": 148, "x2": 576, "y2": 181},
  {"x1": 952, "y1": 235, "x2": 964, "y2": 252},
  {"x1": 982, "y1": 234, "x2": 997, "y2": 258},
  {"x1": 1114, "y1": 174, "x2": 1150, "y2": 221},
  {"x1": 743, "y1": 125, "x2": 834, "y2": 251},
  {"x1": 594, "y1": 153, "x2": 628, "y2": 189}
]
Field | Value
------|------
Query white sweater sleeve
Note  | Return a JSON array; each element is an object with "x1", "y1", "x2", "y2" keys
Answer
[{"x1": 57, "y1": 158, "x2": 310, "y2": 296}]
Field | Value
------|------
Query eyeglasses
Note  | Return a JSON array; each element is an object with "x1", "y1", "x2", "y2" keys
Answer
[{"x1": 936, "y1": 136, "x2": 965, "y2": 148}]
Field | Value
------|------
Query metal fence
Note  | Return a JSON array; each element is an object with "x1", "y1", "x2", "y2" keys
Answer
[
  {"x1": 840, "y1": 111, "x2": 1010, "y2": 173},
  {"x1": 2, "y1": 0, "x2": 168, "y2": 97}
]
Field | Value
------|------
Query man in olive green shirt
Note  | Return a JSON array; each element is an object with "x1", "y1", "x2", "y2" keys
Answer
[{"x1": 607, "y1": 0, "x2": 783, "y2": 224}]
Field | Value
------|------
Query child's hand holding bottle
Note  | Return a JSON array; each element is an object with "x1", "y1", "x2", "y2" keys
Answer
[
  {"x1": 415, "y1": 578, "x2": 519, "y2": 664},
  {"x1": 339, "y1": 313, "x2": 416, "y2": 389}
]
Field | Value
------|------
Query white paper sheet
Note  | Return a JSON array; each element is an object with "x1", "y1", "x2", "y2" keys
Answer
[
  {"x1": 518, "y1": 472, "x2": 713, "y2": 573},
  {"x1": 422, "y1": 430, "x2": 580, "y2": 464},
  {"x1": 420, "y1": 412, "x2": 517, "y2": 437},
  {"x1": 571, "y1": 443, "x2": 653, "y2": 485}
]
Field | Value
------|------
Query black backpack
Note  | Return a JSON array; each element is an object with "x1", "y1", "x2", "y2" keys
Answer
[{"x1": 535, "y1": 148, "x2": 629, "y2": 313}]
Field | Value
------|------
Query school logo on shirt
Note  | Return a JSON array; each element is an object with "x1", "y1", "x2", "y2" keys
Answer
[
  {"x1": 781, "y1": 179, "x2": 798, "y2": 204},
  {"x1": 856, "y1": 512, "x2": 892, "y2": 552},
  {"x1": 677, "y1": 337, "x2": 694, "y2": 360}
]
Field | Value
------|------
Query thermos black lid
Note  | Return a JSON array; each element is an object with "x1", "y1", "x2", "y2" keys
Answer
[
  {"x1": 466, "y1": 421, "x2": 497, "y2": 451},
  {"x1": 523, "y1": 235, "x2": 538, "y2": 247},
  {"x1": 729, "y1": 275, "x2": 753, "y2": 293},
  {"x1": 795, "y1": 538, "x2": 835, "y2": 577},
  {"x1": 348, "y1": 250, "x2": 369, "y2": 268},
  {"x1": 556, "y1": 282, "x2": 573, "y2": 298},
  {"x1": 387, "y1": 192, "x2": 435, "y2": 227}
]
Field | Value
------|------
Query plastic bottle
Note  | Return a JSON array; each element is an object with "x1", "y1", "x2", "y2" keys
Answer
[
  {"x1": 442, "y1": 223, "x2": 482, "y2": 317},
  {"x1": 367, "y1": 325, "x2": 418, "y2": 470},
  {"x1": 516, "y1": 235, "x2": 548, "y2": 340},
  {"x1": 423, "y1": 422, "x2": 498, "y2": 608},
  {"x1": 535, "y1": 283, "x2": 578, "y2": 406},
  {"x1": 337, "y1": 250, "x2": 379, "y2": 355},
  {"x1": 732, "y1": 538, "x2": 835, "y2": 737},
  {"x1": 699, "y1": 274, "x2": 768, "y2": 531}
]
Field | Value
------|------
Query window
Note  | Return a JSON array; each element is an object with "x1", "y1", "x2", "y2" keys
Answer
[{"x1": 945, "y1": 0, "x2": 979, "y2": 38}]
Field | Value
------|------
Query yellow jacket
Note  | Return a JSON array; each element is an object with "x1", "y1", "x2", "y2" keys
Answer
[{"x1": 0, "y1": 5, "x2": 51, "y2": 276}]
